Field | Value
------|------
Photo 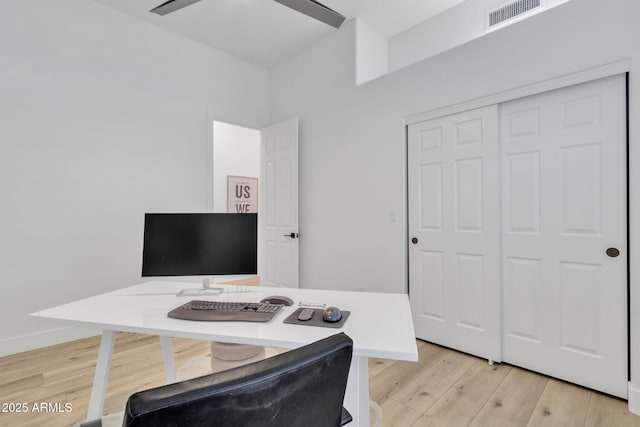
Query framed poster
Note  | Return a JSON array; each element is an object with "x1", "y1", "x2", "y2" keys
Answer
[{"x1": 227, "y1": 175, "x2": 258, "y2": 213}]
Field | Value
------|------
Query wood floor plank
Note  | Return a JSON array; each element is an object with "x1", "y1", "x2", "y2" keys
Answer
[
  {"x1": 471, "y1": 366, "x2": 548, "y2": 427},
  {"x1": 0, "y1": 373, "x2": 44, "y2": 396},
  {"x1": 369, "y1": 357, "x2": 399, "y2": 377},
  {"x1": 0, "y1": 337, "x2": 100, "y2": 384},
  {"x1": 369, "y1": 343, "x2": 445, "y2": 405},
  {"x1": 585, "y1": 391, "x2": 640, "y2": 427},
  {"x1": 394, "y1": 348, "x2": 477, "y2": 413},
  {"x1": 379, "y1": 398, "x2": 423, "y2": 426},
  {"x1": 412, "y1": 359, "x2": 512, "y2": 426},
  {"x1": 527, "y1": 378, "x2": 591, "y2": 427},
  {"x1": 5, "y1": 372, "x2": 86, "y2": 403}
]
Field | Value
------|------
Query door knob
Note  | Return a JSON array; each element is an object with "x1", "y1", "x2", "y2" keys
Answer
[
  {"x1": 606, "y1": 247, "x2": 620, "y2": 258},
  {"x1": 411, "y1": 237, "x2": 418, "y2": 244},
  {"x1": 283, "y1": 233, "x2": 299, "y2": 239}
]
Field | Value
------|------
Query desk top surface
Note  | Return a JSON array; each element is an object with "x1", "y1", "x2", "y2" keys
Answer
[{"x1": 32, "y1": 281, "x2": 418, "y2": 361}]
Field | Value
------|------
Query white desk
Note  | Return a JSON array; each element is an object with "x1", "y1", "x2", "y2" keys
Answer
[{"x1": 32, "y1": 281, "x2": 418, "y2": 426}]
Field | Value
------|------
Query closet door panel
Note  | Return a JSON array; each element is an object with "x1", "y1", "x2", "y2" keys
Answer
[
  {"x1": 501, "y1": 74, "x2": 627, "y2": 398},
  {"x1": 409, "y1": 105, "x2": 501, "y2": 361}
]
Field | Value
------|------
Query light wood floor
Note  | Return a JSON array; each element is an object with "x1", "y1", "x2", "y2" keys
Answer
[{"x1": 0, "y1": 333, "x2": 638, "y2": 427}]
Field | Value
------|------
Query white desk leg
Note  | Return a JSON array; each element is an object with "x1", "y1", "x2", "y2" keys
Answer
[
  {"x1": 344, "y1": 355, "x2": 371, "y2": 427},
  {"x1": 86, "y1": 330, "x2": 116, "y2": 421},
  {"x1": 159, "y1": 336, "x2": 177, "y2": 383}
]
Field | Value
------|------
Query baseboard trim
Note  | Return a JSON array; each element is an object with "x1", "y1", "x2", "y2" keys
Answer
[
  {"x1": 628, "y1": 382, "x2": 640, "y2": 415},
  {"x1": 0, "y1": 326, "x2": 100, "y2": 357}
]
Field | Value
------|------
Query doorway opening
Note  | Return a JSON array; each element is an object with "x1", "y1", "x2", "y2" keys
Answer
[
  {"x1": 212, "y1": 121, "x2": 260, "y2": 214},
  {"x1": 211, "y1": 118, "x2": 300, "y2": 288}
]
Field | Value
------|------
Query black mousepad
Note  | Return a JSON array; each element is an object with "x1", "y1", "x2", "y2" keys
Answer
[{"x1": 283, "y1": 308, "x2": 350, "y2": 328}]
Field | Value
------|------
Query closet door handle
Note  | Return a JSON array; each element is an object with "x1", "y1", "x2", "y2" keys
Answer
[
  {"x1": 411, "y1": 237, "x2": 418, "y2": 244},
  {"x1": 606, "y1": 247, "x2": 620, "y2": 258}
]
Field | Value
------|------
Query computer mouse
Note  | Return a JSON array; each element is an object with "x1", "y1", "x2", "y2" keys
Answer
[
  {"x1": 323, "y1": 306, "x2": 342, "y2": 323},
  {"x1": 261, "y1": 295, "x2": 294, "y2": 306}
]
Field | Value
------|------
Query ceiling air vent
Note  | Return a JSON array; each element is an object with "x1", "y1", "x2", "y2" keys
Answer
[{"x1": 489, "y1": 0, "x2": 541, "y2": 27}]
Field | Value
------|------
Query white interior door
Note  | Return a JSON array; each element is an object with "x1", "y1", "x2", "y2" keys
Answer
[
  {"x1": 260, "y1": 118, "x2": 299, "y2": 288},
  {"x1": 408, "y1": 105, "x2": 501, "y2": 362},
  {"x1": 501, "y1": 75, "x2": 627, "y2": 397}
]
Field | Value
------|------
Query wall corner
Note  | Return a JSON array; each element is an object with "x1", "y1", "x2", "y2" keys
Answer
[{"x1": 355, "y1": 18, "x2": 389, "y2": 85}]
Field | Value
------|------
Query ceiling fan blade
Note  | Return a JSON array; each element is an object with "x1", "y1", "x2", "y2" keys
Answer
[
  {"x1": 273, "y1": 0, "x2": 346, "y2": 28},
  {"x1": 150, "y1": 0, "x2": 203, "y2": 16}
]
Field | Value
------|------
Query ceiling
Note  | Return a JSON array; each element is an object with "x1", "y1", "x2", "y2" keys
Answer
[{"x1": 93, "y1": 0, "x2": 466, "y2": 68}]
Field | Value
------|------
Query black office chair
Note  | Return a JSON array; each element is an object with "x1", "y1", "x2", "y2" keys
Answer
[{"x1": 122, "y1": 333, "x2": 354, "y2": 427}]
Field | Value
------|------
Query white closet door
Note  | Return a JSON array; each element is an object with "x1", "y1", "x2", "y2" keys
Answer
[
  {"x1": 408, "y1": 105, "x2": 501, "y2": 362},
  {"x1": 501, "y1": 75, "x2": 627, "y2": 397}
]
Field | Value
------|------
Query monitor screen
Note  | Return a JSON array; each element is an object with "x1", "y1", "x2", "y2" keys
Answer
[{"x1": 141, "y1": 213, "x2": 257, "y2": 277}]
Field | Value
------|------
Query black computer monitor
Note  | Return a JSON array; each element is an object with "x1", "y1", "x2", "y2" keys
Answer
[{"x1": 142, "y1": 213, "x2": 257, "y2": 281}]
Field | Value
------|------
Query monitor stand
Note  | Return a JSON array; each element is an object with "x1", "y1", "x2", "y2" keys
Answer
[{"x1": 176, "y1": 278, "x2": 223, "y2": 297}]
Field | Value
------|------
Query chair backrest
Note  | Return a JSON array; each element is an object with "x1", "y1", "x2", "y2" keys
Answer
[{"x1": 123, "y1": 333, "x2": 353, "y2": 427}]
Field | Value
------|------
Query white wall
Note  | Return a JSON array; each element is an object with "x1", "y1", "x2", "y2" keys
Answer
[
  {"x1": 355, "y1": 19, "x2": 388, "y2": 85},
  {"x1": 270, "y1": 0, "x2": 639, "y2": 293},
  {"x1": 212, "y1": 122, "x2": 260, "y2": 213},
  {"x1": 0, "y1": 0, "x2": 269, "y2": 356},
  {"x1": 389, "y1": 0, "x2": 571, "y2": 72},
  {"x1": 269, "y1": 0, "x2": 640, "y2": 402},
  {"x1": 271, "y1": 21, "x2": 408, "y2": 294}
]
